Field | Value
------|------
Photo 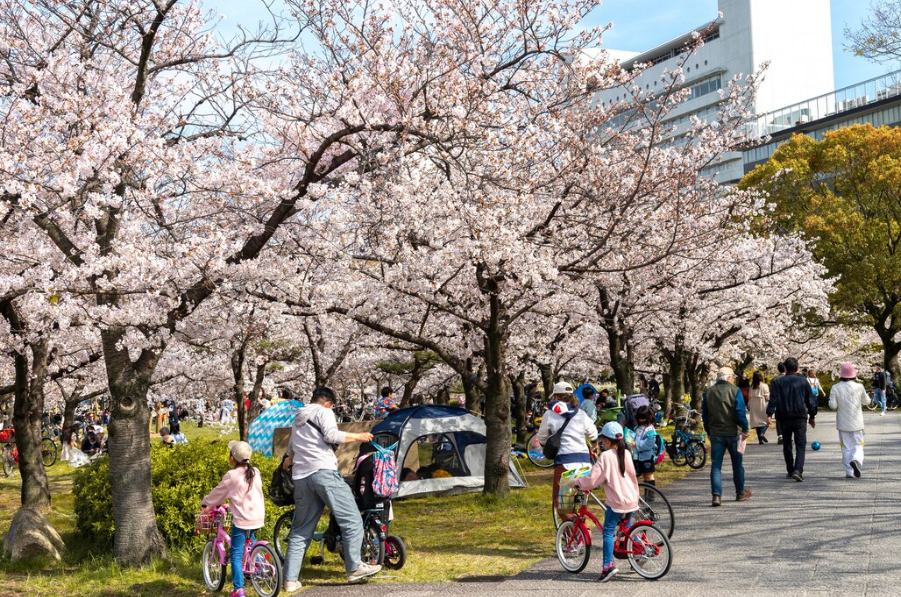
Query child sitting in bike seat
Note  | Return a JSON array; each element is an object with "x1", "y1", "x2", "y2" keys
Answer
[
  {"x1": 202, "y1": 440, "x2": 265, "y2": 597},
  {"x1": 568, "y1": 422, "x2": 639, "y2": 583}
]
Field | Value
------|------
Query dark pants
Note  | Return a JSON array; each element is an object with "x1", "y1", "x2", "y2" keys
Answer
[
  {"x1": 781, "y1": 418, "x2": 807, "y2": 474},
  {"x1": 775, "y1": 416, "x2": 783, "y2": 438}
]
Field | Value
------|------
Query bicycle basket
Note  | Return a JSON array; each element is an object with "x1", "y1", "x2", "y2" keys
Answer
[
  {"x1": 557, "y1": 489, "x2": 586, "y2": 513},
  {"x1": 195, "y1": 510, "x2": 230, "y2": 535}
]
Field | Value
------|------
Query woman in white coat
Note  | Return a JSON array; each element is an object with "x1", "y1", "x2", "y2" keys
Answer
[{"x1": 828, "y1": 363, "x2": 871, "y2": 478}]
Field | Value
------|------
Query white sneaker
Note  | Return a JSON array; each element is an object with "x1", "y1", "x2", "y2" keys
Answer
[
  {"x1": 283, "y1": 580, "x2": 303, "y2": 594},
  {"x1": 881, "y1": 412, "x2": 886, "y2": 417},
  {"x1": 347, "y1": 562, "x2": 381, "y2": 583}
]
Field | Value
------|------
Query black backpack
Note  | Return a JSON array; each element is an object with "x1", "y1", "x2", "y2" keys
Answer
[
  {"x1": 269, "y1": 454, "x2": 295, "y2": 507},
  {"x1": 542, "y1": 411, "x2": 577, "y2": 460}
]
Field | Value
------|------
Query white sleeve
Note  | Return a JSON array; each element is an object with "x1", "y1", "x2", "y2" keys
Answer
[{"x1": 584, "y1": 413, "x2": 598, "y2": 442}]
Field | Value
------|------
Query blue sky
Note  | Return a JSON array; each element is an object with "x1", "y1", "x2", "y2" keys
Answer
[{"x1": 204, "y1": 0, "x2": 885, "y2": 90}]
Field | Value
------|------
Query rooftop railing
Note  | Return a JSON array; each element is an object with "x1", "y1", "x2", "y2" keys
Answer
[{"x1": 748, "y1": 69, "x2": 901, "y2": 139}]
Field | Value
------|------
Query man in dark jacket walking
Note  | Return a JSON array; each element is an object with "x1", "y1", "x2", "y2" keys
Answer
[
  {"x1": 702, "y1": 367, "x2": 752, "y2": 507},
  {"x1": 767, "y1": 357, "x2": 817, "y2": 482}
]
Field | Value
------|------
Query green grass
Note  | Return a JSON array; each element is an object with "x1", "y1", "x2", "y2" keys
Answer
[{"x1": 1, "y1": 430, "x2": 691, "y2": 594}]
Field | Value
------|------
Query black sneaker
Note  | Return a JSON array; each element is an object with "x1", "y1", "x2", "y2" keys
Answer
[
  {"x1": 598, "y1": 566, "x2": 618, "y2": 583},
  {"x1": 785, "y1": 473, "x2": 793, "y2": 479},
  {"x1": 761, "y1": 436, "x2": 769, "y2": 444},
  {"x1": 792, "y1": 471, "x2": 804, "y2": 482},
  {"x1": 777, "y1": 436, "x2": 783, "y2": 445},
  {"x1": 851, "y1": 460, "x2": 861, "y2": 478}
]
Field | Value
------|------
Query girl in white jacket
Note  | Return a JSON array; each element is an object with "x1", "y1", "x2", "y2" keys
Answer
[{"x1": 828, "y1": 363, "x2": 871, "y2": 478}]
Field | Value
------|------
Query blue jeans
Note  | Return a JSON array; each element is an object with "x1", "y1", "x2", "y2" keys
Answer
[
  {"x1": 710, "y1": 435, "x2": 745, "y2": 497},
  {"x1": 602, "y1": 507, "x2": 630, "y2": 568},
  {"x1": 874, "y1": 388, "x2": 886, "y2": 413},
  {"x1": 284, "y1": 469, "x2": 365, "y2": 582},
  {"x1": 230, "y1": 526, "x2": 255, "y2": 590}
]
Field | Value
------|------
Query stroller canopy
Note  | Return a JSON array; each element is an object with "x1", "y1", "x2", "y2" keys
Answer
[
  {"x1": 371, "y1": 404, "x2": 526, "y2": 498},
  {"x1": 248, "y1": 400, "x2": 303, "y2": 457}
]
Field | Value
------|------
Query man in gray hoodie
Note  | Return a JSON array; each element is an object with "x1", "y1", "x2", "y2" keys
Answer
[{"x1": 282, "y1": 387, "x2": 380, "y2": 593}]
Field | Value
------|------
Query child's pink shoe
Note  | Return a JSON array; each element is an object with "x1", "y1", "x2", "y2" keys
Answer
[{"x1": 230, "y1": 590, "x2": 245, "y2": 597}]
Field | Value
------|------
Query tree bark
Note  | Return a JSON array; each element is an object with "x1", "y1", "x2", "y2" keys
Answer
[
  {"x1": 510, "y1": 371, "x2": 527, "y2": 445},
  {"x1": 231, "y1": 340, "x2": 248, "y2": 441},
  {"x1": 247, "y1": 359, "x2": 267, "y2": 430},
  {"x1": 538, "y1": 362, "x2": 554, "y2": 400},
  {"x1": 101, "y1": 327, "x2": 166, "y2": 564},
  {"x1": 481, "y1": 303, "x2": 511, "y2": 496},
  {"x1": 1, "y1": 300, "x2": 52, "y2": 509}
]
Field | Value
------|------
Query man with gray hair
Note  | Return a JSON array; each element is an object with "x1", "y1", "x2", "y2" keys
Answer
[{"x1": 702, "y1": 367, "x2": 752, "y2": 507}]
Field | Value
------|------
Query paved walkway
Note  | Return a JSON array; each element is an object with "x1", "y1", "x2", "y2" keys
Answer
[{"x1": 302, "y1": 410, "x2": 901, "y2": 596}]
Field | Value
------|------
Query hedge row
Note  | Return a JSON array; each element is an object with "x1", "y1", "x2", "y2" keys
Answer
[{"x1": 73, "y1": 439, "x2": 291, "y2": 551}]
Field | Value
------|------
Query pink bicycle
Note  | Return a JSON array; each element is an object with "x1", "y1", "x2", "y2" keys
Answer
[{"x1": 198, "y1": 505, "x2": 282, "y2": 597}]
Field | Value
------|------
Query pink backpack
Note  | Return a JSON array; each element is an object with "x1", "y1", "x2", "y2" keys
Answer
[{"x1": 371, "y1": 442, "x2": 399, "y2": 498}]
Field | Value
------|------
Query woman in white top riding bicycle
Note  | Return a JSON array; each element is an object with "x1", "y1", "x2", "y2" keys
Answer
[{"x1": 538, "y1": 381, "x2": 599, "y2": 521}]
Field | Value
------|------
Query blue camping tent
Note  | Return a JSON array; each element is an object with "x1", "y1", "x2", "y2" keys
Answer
[{"x1": 248, "y1": 400, "x2": 303, "y2": 457}]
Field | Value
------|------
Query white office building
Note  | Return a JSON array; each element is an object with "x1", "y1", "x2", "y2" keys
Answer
[{"x1": 591, "y1": 0, "x2": 835, "y2": 183}]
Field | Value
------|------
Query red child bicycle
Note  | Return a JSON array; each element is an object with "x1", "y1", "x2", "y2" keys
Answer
[
  {"x1": 555, "y1": 489, "x2": 672, "y2": 580},
  {"x1": 198, "y1": 504, "x2": 282, "y2": 597}
]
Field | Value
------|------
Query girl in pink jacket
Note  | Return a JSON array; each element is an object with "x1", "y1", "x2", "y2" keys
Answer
[
  {"x1": 202, "y1": 440, "x2": 265, "y2": 597},
  {"x1": 570, "y1": 422, "x2": 639, "y2": 583}
]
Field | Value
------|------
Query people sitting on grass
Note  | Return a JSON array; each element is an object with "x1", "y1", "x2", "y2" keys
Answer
[
  {"x1": 81, "y1": 429, "x2": 103, "y2": 457},
  {"x1": 568, "y1": 422, "x2": 639, "y2": 583},
  {"x1": 201, "y1": 440, "x2": 264, "y2": 597}
]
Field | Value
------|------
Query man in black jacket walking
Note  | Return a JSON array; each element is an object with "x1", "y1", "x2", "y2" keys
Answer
[{"x1": 767, "y1": 357, "x2": 817, "y2": 482}]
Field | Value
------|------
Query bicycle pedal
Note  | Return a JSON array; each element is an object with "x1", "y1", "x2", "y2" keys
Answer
[{"x1": 310, "y1": 556, "x2": 323, "y2": 565}]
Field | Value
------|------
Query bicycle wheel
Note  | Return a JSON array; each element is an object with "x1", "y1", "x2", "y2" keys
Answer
[
  {"x1": 671, "y1": 437, "x2": 688, "y2": 467},
  {"x1": 526, "y1": 432, "x2": 554, "y2": 468},
  {"x1": 686, "y1": 439, "x2": 707, "y2": 469},
  {"x1": 626, "y1": 522, "x2": 672, "y2": 580},
  {"x1": 360, "y1": 525, "x2": 385, "y2": 566},
  {"x1": 383, "y1": 535, "x2": 407, "y2": 570},
  {"x1": 248, "y1": 543, "x2": 282, "y2": 597},
  {"x1": 273, "y1": 510, "x2": 293, "y2": 560},
  {"x1": 41, "y1": 437, "x2": 57, "y2": 467},
  {"x1": 555, "y1": 520, "x2": 590, "y2": 573},
  {"x1": 637, "y1": 483, "x2": 675, "y2": 538},
  {"x1": 201, "y1": 540, "x2": 227, "y2": 592}
]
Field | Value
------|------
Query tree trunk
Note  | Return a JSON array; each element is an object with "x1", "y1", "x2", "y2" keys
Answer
[
  {"x1": 538, "y1": 362, "x2": 554, "y2": 400},
  {"x1": 482, "y1": 319, "x2": 511, "y2": 496},
  {"x1": 101, "y1": 328, "x2": 166, "y2": 564},
  {"x1": 231, "y1": 342, "x2": 248, "y2": 441},
  {"x1": 63, "y1": 398, "x2": 78, "y2": 435},
  {"x1": 510, "y1": 371, "x2": 527, "y2": 445},
  {"x1": 664, "y1": 345, "x2": 686, "y2": 415},
  {"x1": 401, "y1": 353, "x2": 427, "y2": 407},
  {"x1": 435, "y1": 386, "x2": 450, "y2": 405},
  {"x1": 661, "y1": 372, "x2": 672, "y2": 419},
  {"x1": 12, "y1": 340, "x2": 52, "y2": 509},
  {"x1": 462, "y1": 358, "x2": 482, "y2": 415},
  {"x1": 247, "y1": 360, "x2": 266, "y2": 432},
  {"x1": 0, "y1": 300, "x2": 52, "y2": 509}
]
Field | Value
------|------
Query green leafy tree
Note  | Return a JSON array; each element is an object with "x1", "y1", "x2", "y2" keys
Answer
[{"x1": 741, "y1": 124, "x2": 901, "y2": 376}]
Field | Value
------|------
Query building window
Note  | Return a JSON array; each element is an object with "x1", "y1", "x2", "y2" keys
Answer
[{"x1": 689, "y1": 75, "x2": 722, "y2": 101}]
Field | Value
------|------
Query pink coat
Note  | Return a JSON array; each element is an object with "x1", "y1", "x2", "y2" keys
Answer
[
  {"x1": 202, "y1": 467, "x2": 265, "y2": 530},
  {"x1": 574, "y1": 449, "x2": 640, "y2": 513}
]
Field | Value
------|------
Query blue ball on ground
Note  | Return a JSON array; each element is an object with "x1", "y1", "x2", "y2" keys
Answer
[{"x1": 812, "y1": 441, "x2": 821, "y2": 451}]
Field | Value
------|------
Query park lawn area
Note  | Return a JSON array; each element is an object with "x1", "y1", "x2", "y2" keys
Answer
[{"x1": 1, "y1": 427, "x2": 692, "y2": 595}]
